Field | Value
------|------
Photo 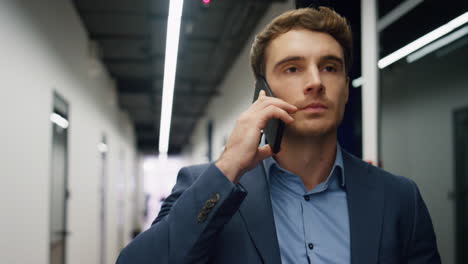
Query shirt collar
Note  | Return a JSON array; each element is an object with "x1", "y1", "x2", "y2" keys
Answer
[{"x1": 262, "y1": 141, "x2": 345, "y2": 188}]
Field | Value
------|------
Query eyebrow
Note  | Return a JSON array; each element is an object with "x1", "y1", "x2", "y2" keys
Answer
[
  {"x1": 272, "y1": 54, "x2": 345, "y2": 71},
  {"x1": 321, "y1": 55, "x2": 344, "y2": 67},
  {"x1": 273, "y1": 56, "x2": 305, "y2": 71}
]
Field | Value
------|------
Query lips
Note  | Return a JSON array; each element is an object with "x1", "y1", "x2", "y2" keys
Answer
[
  {"x1": 298, "y1": 102, "x2": 328, "y2": 114},
  {"x1": 302, "y1": 102, "x2": 328, "y2": 110}
]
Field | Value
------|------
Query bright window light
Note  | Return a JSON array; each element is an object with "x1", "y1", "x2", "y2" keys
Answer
[
  {"x1": 407, "y1": 25, "x2": 468, "y2": 63},
  {"x1": 159, "y1": 0, "x2": 184, "y2": 154},
  {"x1": 378, "y1": 11, "x2": 468, "y2": 69},
  {"x1": 50, "y1": 113, "x2": 69, "y2": 129}
]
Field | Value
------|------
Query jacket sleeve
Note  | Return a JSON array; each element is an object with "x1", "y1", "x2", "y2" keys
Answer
[
  {"x1": 406, "y1": 180, "x2": 441, "y2": 264},
  {"x1": 116, "y1": 163, "x2": 247, "y2": 264}
]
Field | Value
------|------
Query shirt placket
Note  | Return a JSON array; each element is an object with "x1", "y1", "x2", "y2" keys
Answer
[{"x1": 302, "y1": 194, "x2": 315, "y2": 264}]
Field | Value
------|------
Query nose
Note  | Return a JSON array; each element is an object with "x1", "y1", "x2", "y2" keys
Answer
[{"x1": 303, "y1": 66, "x2": 323, "y2": 95}]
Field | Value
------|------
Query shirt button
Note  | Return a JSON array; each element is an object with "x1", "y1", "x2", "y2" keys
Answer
[
  {"x1": 308, "y1": 243, "x2": 314, "y2": 249},
  {"x1": 304, "y1": 195, "x2": 310, "y2": 201}
]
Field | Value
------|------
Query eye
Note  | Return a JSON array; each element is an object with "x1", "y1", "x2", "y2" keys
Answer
[
  {"x1": 323, "y1": 65, "x2": 337, "y2": 72},
  {"x1": 285, "y1": 66, "x2": 298, "y2": 73}
]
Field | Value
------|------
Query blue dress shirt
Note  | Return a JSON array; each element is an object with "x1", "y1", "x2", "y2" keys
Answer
[{"x1": 264, "y1": 143, "x2": 350, "y2": 264}]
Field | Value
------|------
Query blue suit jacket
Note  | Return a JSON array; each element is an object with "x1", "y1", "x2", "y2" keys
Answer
[{"x1": 117, "y1": 149, "x2": 441, "y2": 263}]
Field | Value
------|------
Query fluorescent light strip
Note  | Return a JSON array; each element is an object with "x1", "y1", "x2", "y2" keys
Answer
[
  {"x1": 50, "y1": 113, "x2": 69, "y2": 129},
  {"x1": 158, "y1": 0, "x2": 184, "y2": 154},
  {"x1": 378, "y1": 11, "x2": 468, "y2": 69},
  {"x1": 378, "y1": 0, "x2": 424, "y2": 32},
  {"x1": 437, "y1": 32, "x2": 468, "y2": 57},
  {"x1": 407, "y1": 25, "x2": 468, "y2": 63}
]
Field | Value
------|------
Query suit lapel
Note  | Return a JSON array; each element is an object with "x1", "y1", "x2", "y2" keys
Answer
[
  {"x1": 239, "y1": 163, "x2": 282, "y2": 264},
  {"x1": 343, "y1": 150, "x2": 385, "y2": 264}
]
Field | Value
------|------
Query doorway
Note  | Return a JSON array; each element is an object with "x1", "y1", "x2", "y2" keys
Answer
[
  {"x1": 116, "y1": 149, "x2": 126, "y2": 250},
  {"x1": 454, "y1": 106, "x2": 468, "y2": 264},
  {"x1": 49, "y1": 93, "x2": 69, "y2": 264},
  {"x1": 98, "y1": 135, "x2": 108, "y2": 264}
]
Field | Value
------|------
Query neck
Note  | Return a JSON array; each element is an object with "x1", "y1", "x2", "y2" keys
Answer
[{"x1": 273, "y1": 130, "x2": 338, "y2": 191}]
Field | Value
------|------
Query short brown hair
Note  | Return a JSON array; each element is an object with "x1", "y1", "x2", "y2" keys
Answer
[{"x1": 250, "y1": 7, "x2": 353, "y2": 77}]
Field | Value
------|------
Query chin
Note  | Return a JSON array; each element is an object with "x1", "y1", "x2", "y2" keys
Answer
[{"x1": 286, "y1": 121, "x2": 337, "y2": 138}]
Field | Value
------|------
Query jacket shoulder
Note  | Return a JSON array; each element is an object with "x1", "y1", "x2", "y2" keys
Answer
[
  {"x1": 363, "y1": 158, "x2": 421, "y2": 222},
  {"x1": 343, "y1": 149, "x2": 417, "y2": 197},
  {"x1": 367, "y1": 162, "x2": 417, "y2": 194}
]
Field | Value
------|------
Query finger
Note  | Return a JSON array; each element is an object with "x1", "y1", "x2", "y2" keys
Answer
[
  {"x1": 254, "y1": 89, "x2": 268, "y2": 104},
  {"x1": 254, "y1": 96, "x2": 298, "y2": 113},
  {"x1": 258, "y1": 89, "x2": 266, "y2": 98},
  {"x1": 259, "y1": 105, "x2": 295, "y2": 125}
]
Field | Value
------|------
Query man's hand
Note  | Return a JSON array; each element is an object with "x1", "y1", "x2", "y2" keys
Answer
[{"x1": 215, "y1": 90, "x2": 297, "y2": 183}]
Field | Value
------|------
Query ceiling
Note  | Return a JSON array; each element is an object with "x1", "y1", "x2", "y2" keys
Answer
[
  {"x1": 73, "y1": 0, "x2": 285, "y2": 154},
  {"x1": 72, "y1": 0, "x2": 467, "y2": 154}
]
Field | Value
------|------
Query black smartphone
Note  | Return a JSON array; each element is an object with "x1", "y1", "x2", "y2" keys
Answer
[{"x1": 252, "y1": 76, "x2": 285, "y2": 153}]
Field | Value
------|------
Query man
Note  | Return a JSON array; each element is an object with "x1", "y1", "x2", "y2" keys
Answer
[{"x1": 117, "y1": 7, "x2": 440, "y2": 264}]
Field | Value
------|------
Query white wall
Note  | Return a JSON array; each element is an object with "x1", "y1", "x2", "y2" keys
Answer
[
  {"x1": 186, "y1": 0, "x2": 295, "y2": 162},
  {"x1": 381, "y1": 44, "x2": 468, "y2": 263},
  {"x1": 0, "y1": 1, "x2": 139, "y2": 264}
]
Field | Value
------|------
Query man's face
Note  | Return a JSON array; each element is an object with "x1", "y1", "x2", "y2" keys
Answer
[{"x1": 264, "y1": 29, "x2": 349, "y2": 138}]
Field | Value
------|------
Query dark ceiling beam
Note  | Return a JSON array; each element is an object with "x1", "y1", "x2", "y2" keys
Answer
[
  {"x1": 135, "y1": 123, "x2": 198, "y2": 132},
  {"x1": 135, "y1": 123, "x2": 154, "y2": 131},
  {"x1": 172, "y1": 113, "x2": 203, "y2": 119},
  {"x1": 116, "y1": 79, "x2": 153, "y2": 91},
  {"x1": 86, "y1": 9, "x2": 263, "y2": 42},
  {"x1": 137, "y1": 142, "x2": 182, "y2": 155},
  {"x1": 118, "y1": 84, "x2": 218, "y2": 97},
  {"x1": 77, "y1": 8, "x2": 165, "y2": 18},
  {"x1": 158, "y1": 92, "x2": 218, "y2": 98},
  {"x1": 135, "y1": 116, "x2": 200, "y2": 132},
  {"x1": 118, "y1": 78, "x2": 154, "y2": 84},
  {"x1": 179, "y1": 119, "x2": 200, "y2": 150},
  {"x1": 104, "y1": 57, "x2": 154, "y2": 64},
  {"x1": 129, "y1": 109, "x2": 204, "y2": 118},
  {"x1": 89, "y1": 32, "x2": 150, "y2": 41},
  {"x1": 74, "y1": 1, "x2": 277, "y2": 155},
  {"x1": 77, "y1": 9, "x2": 196, "y2": 20},
  {"x1": 115, "y1": 75, "x2": 217, "y2": 86},
  {"x1": 102, "y1": 53, "x2": 198, "y2": 64},
  {"x1": 119, "y1": 75, "x2": 217, "y2": 87},
  {"x1": 117, "y1": 87, "x2": 151, "y2": 93},
  {"x1": 186, "y1": 35, "x2": 219, "y2": 43}
]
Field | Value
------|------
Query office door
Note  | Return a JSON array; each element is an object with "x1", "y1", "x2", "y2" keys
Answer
[
  {"x1": 98, "y1": 136, "x2": 108, "y2": 264},
  {"x1": 454, "y1": 106, "x2": 468, "y2": 264},
  {"x1": 117, "y1": 149, "x2": 126, "y2": 250},
  {"x1": 50, "y1": 94, "x2": 69, "y2": 264}
]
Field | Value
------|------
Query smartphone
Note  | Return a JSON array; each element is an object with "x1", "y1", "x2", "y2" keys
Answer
[{"x1": 252, "y1": 76, "x2": 285, "y2": 153}]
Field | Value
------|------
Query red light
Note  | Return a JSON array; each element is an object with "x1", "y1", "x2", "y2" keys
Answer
[{"x1": 202, "y1": 0, "x2": 210, "y2": 4}]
